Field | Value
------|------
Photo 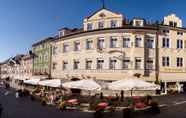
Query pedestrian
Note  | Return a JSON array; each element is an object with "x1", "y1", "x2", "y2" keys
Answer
[
  {"x1": 15, "y1": 90, "x2": 19, "y2": 98},
  {"x1": 115, "y1": 93, "x2": 119, "y2": 101},
  {"x1": 120, "y1": 90, "x2": 124, "y2": 101},
  {"x1": 50, "y1": 94, "x2": 54, "y2": 105},
  {"x1": 100, "y1": 92, "x2": 103, "y2": 99}
]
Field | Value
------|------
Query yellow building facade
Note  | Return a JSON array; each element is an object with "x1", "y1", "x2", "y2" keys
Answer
[{"x1": 51, "y1": 8, "x2": 186, "y2": 93}]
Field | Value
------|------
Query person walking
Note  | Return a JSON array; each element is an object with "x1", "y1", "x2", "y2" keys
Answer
[{"x1": 15, "y1": 90, "x2": 19, "y2": 98}]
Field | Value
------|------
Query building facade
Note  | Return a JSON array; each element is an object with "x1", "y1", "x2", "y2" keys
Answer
[
  {"x1": 32, "y1": 37, "x2": 54, "y2": 78},
  {"x1": 0, "y1": 59, "x2": 11, "y2": 80},
  {"x1": 0, "y1": 54, "x2": 33, "y2": 88},
  {"x1": 51, "y1": 8, "x2": 186, "y2": 93}
]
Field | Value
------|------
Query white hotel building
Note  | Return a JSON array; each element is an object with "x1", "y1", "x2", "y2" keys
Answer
[{"x1": 51, "y1": 8, "x2": 186, "y2": 93}]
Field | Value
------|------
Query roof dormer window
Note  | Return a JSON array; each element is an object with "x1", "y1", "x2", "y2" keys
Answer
[
  {"x1": 133, "y1": 19, "x2": 144, "y2": 27},
  {"x1": 98, "y1": 21, "x2": 104, "y2": 29},
  {"x1": 59, "y1": 31, "x2": 65, "y2": 37},
  {"x1": 164, "y1": 14, "x2": 182, "y2": 28},
  {"x1": 111, "y1": 20, "x2": 117, "y2": 28},
  {"x1": 87, "y1": 23, "x2": 93, "y2": 31},
  {"x1": 169, "y1": 21, "x2": 177, "y2": 27}
]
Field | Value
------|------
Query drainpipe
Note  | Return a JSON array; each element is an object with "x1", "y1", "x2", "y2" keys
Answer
[
  {"x1": 49, "y1": 43, "x2": 52, "y2": 79},
  {"x1": 155, "y1": 23, "x2": 160, "y2": 84}
]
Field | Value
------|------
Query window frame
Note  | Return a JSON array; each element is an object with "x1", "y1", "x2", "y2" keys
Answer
[
  {"x1": 162, "y1": 57, "x2": 170, "y2": 67},
  {"x1": 110, "y1": 20, "x2": 117, "y2": 28},
  {"x1": 123, "y1": 38, "x2": 130, "y2": 48}
]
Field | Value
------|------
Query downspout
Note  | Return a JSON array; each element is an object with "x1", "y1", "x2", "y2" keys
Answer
[
  {"x1": 49, "y1": 43, "x2": 52, "y2": 79},
  {"x1": 155, "y1": 23, "x2": 160, "y2": 84}
]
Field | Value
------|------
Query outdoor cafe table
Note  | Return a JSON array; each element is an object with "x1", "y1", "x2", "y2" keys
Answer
[
  {"x1": 97, "y1": 102, "x2": 108, "y2": 109},
  {"x1": 66, "y1": 99, "x2": 80, "y2": 111},
  {"x1": 67, "y1": 99, "x2": 78, "y2": 105}
]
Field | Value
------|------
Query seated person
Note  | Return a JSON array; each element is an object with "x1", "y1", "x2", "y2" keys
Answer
[{"x1": 59, "y1": 100, "x2": 66, "y2": 111}]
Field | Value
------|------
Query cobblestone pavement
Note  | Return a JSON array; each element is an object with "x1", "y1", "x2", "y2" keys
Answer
[{"x1": 1, "y1": 87, "x2": 186, "y2": 118}]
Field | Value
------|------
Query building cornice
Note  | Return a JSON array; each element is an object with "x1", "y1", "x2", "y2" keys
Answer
[
  {"x1": 54, "y1": 25, "x2": 158, "y2": 42},
  {"x1": 32, "y1": 37, "x2": 54, "y2": 47}
]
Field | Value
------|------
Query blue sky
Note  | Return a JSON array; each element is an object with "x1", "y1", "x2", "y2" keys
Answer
[{"x1": 0, "y1": 0, "x2": 185, "y2": 62}]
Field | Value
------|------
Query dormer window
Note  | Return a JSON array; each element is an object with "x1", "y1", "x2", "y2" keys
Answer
[
  {"x1": 98, "y1": 21, "x2": 104, "y2": 29},
  {"x1": 87, "y1": 23, "x2": 93, "y2": 31},
  {"x1": 169, "y1": 21, "x2": 177, "y2": 27},
  {"x1": 164, "y1": 14, "x2": 182, "y2": 27},
  {"x1": 111, "y1": 20, "x2": 117, "y2": 28},
  {"x1": 133, "y1": 19, "x2": 144, "y2": 27},
  {"x1": 59, "y1": 31, "x2": 64, "y2": 37}
]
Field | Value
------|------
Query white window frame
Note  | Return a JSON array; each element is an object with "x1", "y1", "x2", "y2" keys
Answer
[
  {"x1": 135, "y1": 37, "x2": 142, "y2": 47},
  {"x1": 63, "y1": 61, "x2": 68, "y2": 70},
  {"x1": 177, "y1": 57, "x2": 183, "y2": 67},
  {"x1": 162, "y1": 38, "x2": 170, "y2": 48},
  {"x1": 177, "y1": 39, "x2": 183, "y2": 49},
  {"x1": 109, "y1": 58, "x2": 117, "y2": 69},
  {"x1": 86, "y1": 59, "x2": 92, "y2": 69},
  {"x1": 86, "y1": 39, "x2": 93, "y2": 50},
  {"x1": 97, "y1": 37, "x2": 105, "y2": 49},
  {"x1": 146, "y1": 58, "x2": 153, "y2": 70},
  {"x1": 123, "y1": 38, "x2": 130, "y2": 48},
  {"x1": 123, "y1": 57, "x2": 130, "y2": 69},
  {"x1": 63, "y1": 43, "x2": 69, "y2": 52},
  {"x1": 146, "y1": 39, "x2": 154, "y2": 48},
  {"x1": 74, "y1": 41, "x2": 80, "y2": 51},
  {"x1": 73, "y1": 60, "x2": 80, "y2": 70},
  {"x1": 98, "y1": 21, "x2": 104, "y2": 29},
  {"x1": 135, "y1": 57, "x2": 142, "y2": 69},
  {"x1": 110, "y1": 20, "x2": 117, "y2": 28},
  {"x1": 110, "y1": 37, "x2": 117, "y2": 48},
  {"x1": 97, "y1": 59, "x2": 104, "y2": 69},
  {"x1": 162, "y1": 57, "x2": 170, "y2": 67}
]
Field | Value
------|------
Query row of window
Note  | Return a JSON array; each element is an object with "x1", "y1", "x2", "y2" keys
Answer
[
  {"x1": 87, "y1": 20, "x2": 118, "y2": 30},
  {"x1": 162, "y1": 57, "x2": 183, "y2": 67},
  {"x1": 162, "y1": 38, "x2": 184, "y2": 48},
  {"x1": 52, "y1": 57, "x2": 153, "y2": 70},
  {"x1": 60, "y1": 37, "x2": 154, "y2": 53},
  {"x1": 162, "y1": 30, "x2": 184, "y2": 36},
  {"x1": 59, "y1": 37, "x2": 185, "y2": 54},
  {"x1": 33, "y1": 43, "x2": 50, "y2": 51},
  {"x1": 52, "y1": 57, "x2": 184, "y2": 70}
]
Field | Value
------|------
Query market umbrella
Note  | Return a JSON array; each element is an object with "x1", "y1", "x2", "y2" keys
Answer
[
  {"x1": 108, "y1": 78, "x2": 160, "y2": 96},
  {"x1": 24, "y1": 79, "x2": 41, "y2": 85},
  {"x1": 38, "y1": 79, "x2": 62, "y2": 88},
  {"x1": 62, "y1": 79, "x2": 101, "y2": 91}
]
